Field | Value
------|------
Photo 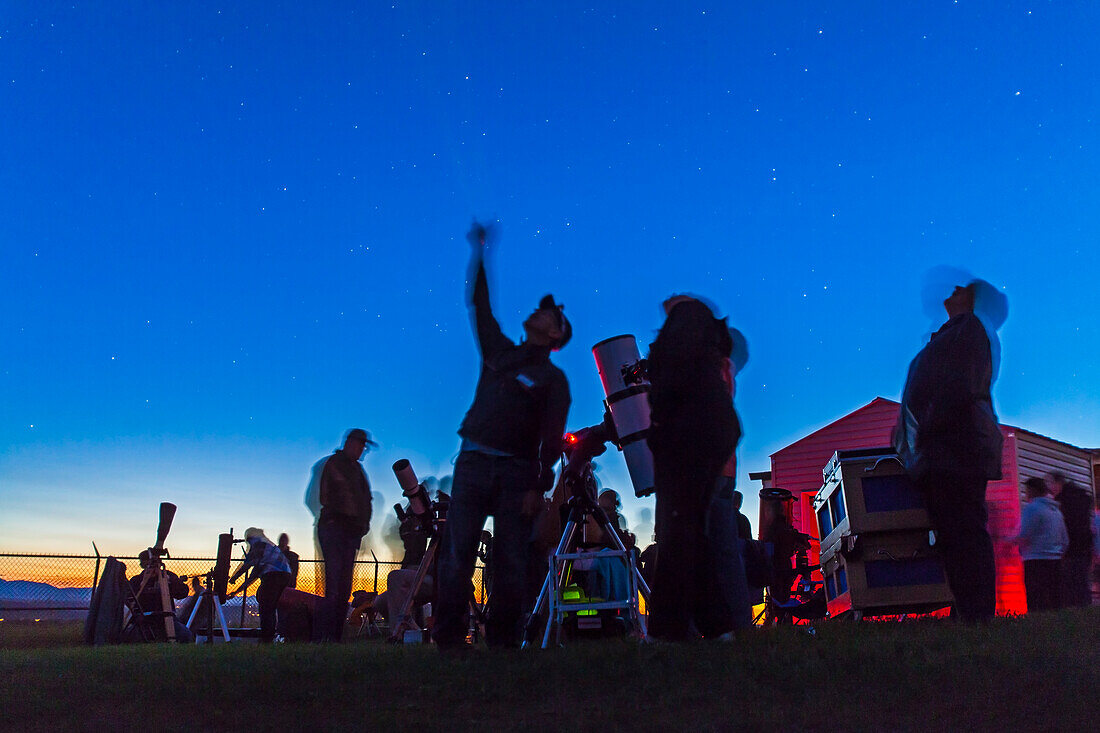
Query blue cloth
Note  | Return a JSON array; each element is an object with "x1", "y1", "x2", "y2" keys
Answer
[
  {"x1": 582, "y1": 551, "x2": 630, "y2": 602},
  {"x1": 1016, "y1": 496, "x2": 1069, "y2": 561},
  {"x1": 242, "y1": 537, "x2": 293, "y2": 576},
  {"x1": 433, "y1": 450, "x2": 537, "y2": 649}
]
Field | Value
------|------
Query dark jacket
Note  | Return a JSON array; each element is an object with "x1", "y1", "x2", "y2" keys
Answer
[
  {"x1": 129, "y1": 568, "x2": 188, "y2": 614},
  {"x1": 894, "y1": 313, "x2": 1003, "y2": 481},
  {"x1": 319, "y1": 449, "x2": 373, "y2": 536},
  {"x1": 1058, "y1": 481, "x2": 1094, "y2": 558},
  {"x1": 646, "y1": 299, "x2": 738, "y2": 460},
  {"x1": 458, "y1": 259, "x2": 571, "y2": 494}
]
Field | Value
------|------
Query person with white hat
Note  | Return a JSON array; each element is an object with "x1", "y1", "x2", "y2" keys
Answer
[
  {"x1": 894, "y1": 276, "x2": 1008, "y2": 622},
  {"x1": 229, "y1": 528, "x2": 293, "y2": 642}
]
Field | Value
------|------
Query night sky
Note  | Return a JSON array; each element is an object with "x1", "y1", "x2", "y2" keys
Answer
[{"x1": 2, "y1": 2, "x2": 1098, "y2": 559}]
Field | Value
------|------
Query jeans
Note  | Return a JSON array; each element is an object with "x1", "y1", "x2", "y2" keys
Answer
[
  {"x1": 257, "y1": 570, "x2": 291, "y2": 642},
  {"x1": 918, "y1": 474, "x2": 996, "y2": 622},
  {"x1": 705, "y1": 477, "x2": 753, "y2": 632},
  {"x1": 314, "y1": 518, "x2": 363, "y2": 642},
  {"x1": 648, "y1": 443, "x2": 727, "y2": 640},
  {"x1": 1023, "y1": 559, "x2": 1062, "y2": 612},
  {"x1": 433, "y1": 450, "x2": 537, "y2": 649},
  {"x1": 1061, "y1": 555, "x2": 1092, "y2": 608}
]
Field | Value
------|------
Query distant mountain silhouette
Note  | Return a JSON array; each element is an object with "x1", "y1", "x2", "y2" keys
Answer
[{"x1": 0, "y1": 578, "x2": 92, "y2": 604}]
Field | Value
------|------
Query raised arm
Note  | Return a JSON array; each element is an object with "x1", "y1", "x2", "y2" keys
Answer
[{"x1": 466, "y1": 223, "x2": 512, "y2": 360}]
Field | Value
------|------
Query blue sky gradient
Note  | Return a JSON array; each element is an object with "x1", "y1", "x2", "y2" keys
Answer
[{"x1": 2, "y1": 2, "x2": 1098, "y2": 557}]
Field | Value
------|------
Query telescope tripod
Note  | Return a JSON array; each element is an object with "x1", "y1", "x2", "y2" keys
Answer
[
  {"x1": 387, "y1": 533, "x2": 486, "y2": 644},
  {"x1": 522, "y1": 490, "x2": 651, "y2": 649},
  {"x1": 132, "y1": 551, "x2": 178, "y2": 642},
  {"x1": 185, "y1": 571, "x2": 233, "y2": 643}
]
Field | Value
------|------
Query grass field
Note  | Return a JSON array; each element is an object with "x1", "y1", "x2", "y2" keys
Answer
[{"x1": 1, "y1": 610, "x2": 1098, "y2": 732}]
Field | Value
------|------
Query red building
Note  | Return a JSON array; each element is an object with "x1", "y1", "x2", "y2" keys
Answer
[{"x1": 751, "y1": 398, "x2": 1097, "y2": 615}]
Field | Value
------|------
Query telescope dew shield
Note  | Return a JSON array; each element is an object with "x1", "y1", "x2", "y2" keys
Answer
[
  {"x1": 392, "y1": 459, "x2": 432, "y2": 517},
  {"x1": 592, "y1": 335, "x2": 656, "y2": 498},
  {"x1": 154, "y1": 502, "x2": 177, "y2": 551}
]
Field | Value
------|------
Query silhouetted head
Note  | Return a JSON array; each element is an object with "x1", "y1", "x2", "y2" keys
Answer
[
  {"x1": 662, "y1": 294, "x2": 698, "y2": 315},
  {"x1": 598, "y1": 489, "x2": 621, "y2": 515},
  {"x1": 278, "y1": 533, "x2": 290, "y2": 549},
  {"x1": 523, "y1": 295, "x2": 571, "y2": 349},
  {"x1": 343, "y1": 428, "x2": 375, "y2": 460},
  {"x1": 138, "y1": 550, "x2": 153, "y2": 569},
  {"x1": 1048, "y1": 471, "x2": 1067, "y2": 497},
  {"x1": 944, "y1": 284, "x2": 976, "y2": 318},
  {"x1": 732, "y1": 490, "x2": 744, "y2": 511},
  {"x1": 1024, "y1": 477, "x2": 1050, "y2": 500}
]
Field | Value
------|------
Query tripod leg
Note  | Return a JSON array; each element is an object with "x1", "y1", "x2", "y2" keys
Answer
[
  {"x1": 388, "y1": 539, "x2": 438, "y2": 643},
  {"x1": 156, "y1": 567, "x2": 176, "y2": 642}
]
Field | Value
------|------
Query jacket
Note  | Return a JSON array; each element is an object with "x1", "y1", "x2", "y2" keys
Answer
[
  {"x1": 893, "y1": 312, "x2": 1003, "y2": 481},
  {"x1": 1057, "y1": 482, "x2": 1095, "y2": 558},
  {"x1": 1015, "y1": 496, "x2": 1069, "y2": 561},
  {"x1": 458, "y1": 259, "x2": 571, "y2": 494},
  {"x1": 646, "y1": 299, "x2": 738, "y2": 460},
  {"x1": 319, "y1": 449, "x2": 373, "y2": 536}
]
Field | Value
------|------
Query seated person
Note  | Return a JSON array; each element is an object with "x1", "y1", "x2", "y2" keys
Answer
[{"x1": 127, "y1": 550, "x2": 193, "y2": 642}]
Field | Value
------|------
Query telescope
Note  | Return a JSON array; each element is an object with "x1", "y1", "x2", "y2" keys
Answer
[
  {"x1": 392, "y1": 459, "x2": 433, "y2": 518},
  {"x1": 149, "y1": 502, "x2": 177, "y2": 556},
  {"x1": 592, "y1": 335, "x2": 656, "y2": 497}
]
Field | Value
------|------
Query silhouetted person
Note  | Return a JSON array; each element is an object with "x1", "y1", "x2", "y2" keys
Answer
[
  {"x1": 128, "y1": 549, "x2": 193, "y2": 642},
  {"x1": 1050, "y1": 471, "x2": 1093, "y2": 607},
  {"x1": 313, "y1": 428, "x2": 375, "y2": 642},
  {"x1": 733, "y1": 490, "x2": 753, "y2": 541},
  {"x1": 1013, "y1": 477, "x2": 1068, "y2": 612},
  {"x1": 434, "y1": 220, "x2": 571, "y2": 652},
  {"x1": 646, "y1": 295, "x2": 738, "y2": 640},
  {"x1": 278, "y1": 533, "x2": 300, "y2": 589},
  {"x1": 230, "y1": 528, "x2": 293, "y2": 643},
  {"x1": 894, "y1": 280, "x2": 1006, "y2": 622}
]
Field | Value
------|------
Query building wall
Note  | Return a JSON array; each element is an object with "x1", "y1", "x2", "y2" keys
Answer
[
  {"x1": 769, "y1": 398, "x2": 900, "y2": 534},
  {"x1": 1014, "y1": 430, "x2": 1095, "y2": 494}
]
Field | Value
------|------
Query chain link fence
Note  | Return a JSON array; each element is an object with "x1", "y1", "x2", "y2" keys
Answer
[{"x1": 0, "y1": 552, "x2": 486, "y2": 623}]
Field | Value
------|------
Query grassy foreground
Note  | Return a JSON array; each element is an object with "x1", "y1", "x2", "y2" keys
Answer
[{"x1": 1, "y1": 610, "x2": 1098, "y2": 732}]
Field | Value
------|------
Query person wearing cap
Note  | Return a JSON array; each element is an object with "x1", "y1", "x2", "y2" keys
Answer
[
  {"x1": 433, "y1": 220, "x2": 571, "y2": 652},
  {"x1": 313, "y1": 428, "x2": 375, "y2": 642},
  {"x1": 645, "y1": 295, "x2": 739, "y2": 640},
  {"x1": 127, "y1": 549, "x2": 193, "y2": 642},
  {"x1": 229, "y1": 528, "x2": 293, "y2": 642},
  {"x1": 894, "y1": 279, "x2": 1007, "y2": 622}
]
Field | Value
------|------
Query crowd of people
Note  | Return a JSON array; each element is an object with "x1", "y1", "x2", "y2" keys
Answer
[{"x1": 133, "y1": 219, "x2": 1098, "y2": 646}]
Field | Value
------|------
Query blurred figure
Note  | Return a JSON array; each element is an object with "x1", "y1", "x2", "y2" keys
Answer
[
  {"x1": 314, "y1": 428, "x2": 375, "y2": 642},
  {"x1": 230, "y1": 528, "x2": 293, "y2": 643},
  {"x1": 278, "y1": 533, "x2": 300, "y2": 589},
  {"x1": 1049, "y1": 471, "x2": 1094, "y2": 607},
  {"x1": 1012, "y1": 478, "x2": 1068, "y2": 612},
  {"x1": 705, "y1": 325, "x2": 753, "y2": 633},
  {"x1": 894, "y1": 278, "x2": 1007, "y2": 622},
  {"x1": 646, "y1": 295, "x2": 738, "y2": 640},
  {"x1": 434, "y1": 220, "x2": 572, "y2": 652}
]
